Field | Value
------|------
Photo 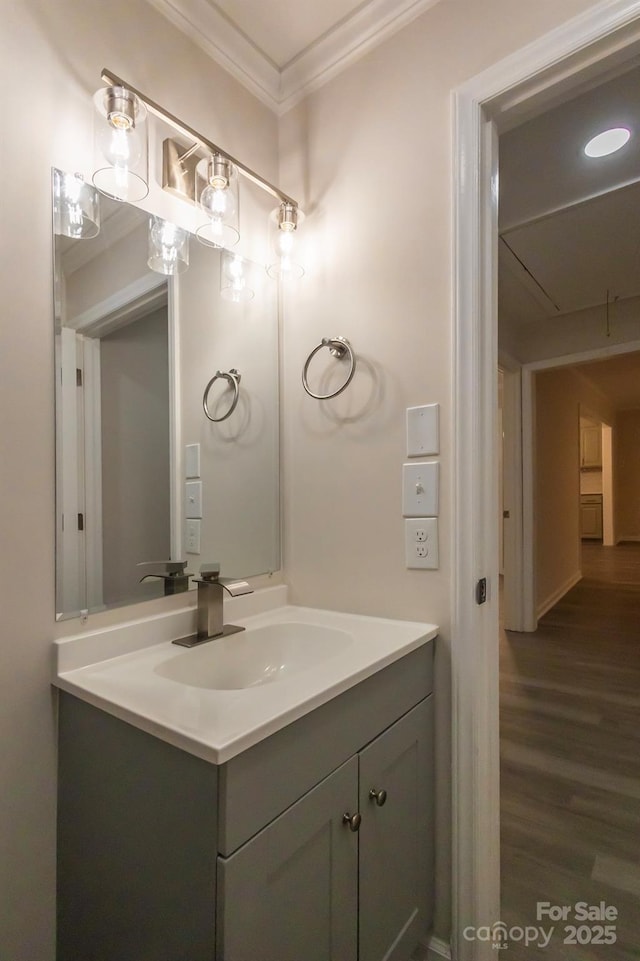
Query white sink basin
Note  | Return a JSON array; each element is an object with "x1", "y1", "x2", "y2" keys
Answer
[{"x1": 154, "y1": 622, "x2": 353, "y2": 690}]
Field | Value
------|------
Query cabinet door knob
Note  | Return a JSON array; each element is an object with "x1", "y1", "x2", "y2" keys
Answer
[
  {"x1": 368, "y1": 788, "x2": 387, "y2": 807},
  {"x1": 342, "y1": 811, "x2": 362, "y2": 832}
]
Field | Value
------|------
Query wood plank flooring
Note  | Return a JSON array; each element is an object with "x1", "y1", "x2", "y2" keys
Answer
[{"x1": 500, "y1": 543, "x2": 640, "y2": 960}]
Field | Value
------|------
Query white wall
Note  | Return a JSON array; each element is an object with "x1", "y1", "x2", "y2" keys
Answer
[
  {"x1": 0, "y1": 0, "x2": 607, "y2": 956},
  {"x1": 277, "y1": 0, "x2": 597, "y2": 941},
  {"x1": 535, "y1": 368, "x2": 615, "y2": 614},
  {"x1": 0, "y1": 3, "x2": 278, "y2": 957}
]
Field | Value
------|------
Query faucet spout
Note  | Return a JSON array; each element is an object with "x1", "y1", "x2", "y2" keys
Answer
[{"x1": 172, "y1": 563, "x2": 253, "y2": 648}]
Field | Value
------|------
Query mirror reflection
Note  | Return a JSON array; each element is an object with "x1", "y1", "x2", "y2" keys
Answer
[{"x1": 54, "y1": 169, "x2": 280, "y2": 620}]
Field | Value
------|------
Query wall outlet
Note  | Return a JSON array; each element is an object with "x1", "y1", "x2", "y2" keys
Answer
[
  {"x1": 405, "y1": 517, "x2": 439, "y2": 569},
  {"x1": 185, "y1": 519, "x2": 201, "y2": 554}
]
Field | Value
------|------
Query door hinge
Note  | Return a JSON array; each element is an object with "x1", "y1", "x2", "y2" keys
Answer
[
  {"x1": 76, "y1": 368, "x2": 83, "y2": 387},
  {"x1": 476, "y1": 578, "x2": 487, "y2": 605}
]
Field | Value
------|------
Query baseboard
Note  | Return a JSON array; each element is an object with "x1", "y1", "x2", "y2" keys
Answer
[
  {"x1": 413, "y1": 934, "x2": 451, "y2": 961},
  {"x1": 617, "y1": 535, "x2": 640, "y2": 542},
  {"x1": 537, "y1": 569, "x2": 581, "y2": 619}
]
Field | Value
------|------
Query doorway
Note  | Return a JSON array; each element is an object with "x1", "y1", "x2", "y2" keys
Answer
[{"x1": 453, "y1": 4, "x2": 640, "y2": 959}]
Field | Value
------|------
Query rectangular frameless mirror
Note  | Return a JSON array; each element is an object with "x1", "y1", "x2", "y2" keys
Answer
[{"x1": 53, "y1": 168, "x2": 280, "y2": 620}]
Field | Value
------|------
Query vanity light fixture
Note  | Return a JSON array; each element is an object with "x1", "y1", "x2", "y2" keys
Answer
[
  {"x1": 584, "y1": 126, "x2": 631, "y2": 158},
  {"x1": 147, "y1": 216, "x2": 189, "y2": 275},
  {"x1": 196, "y1": 154, "x2": 240, "y2": 248},
  {"x1": 53, "y1": 170, "x2": 100, "y2": 239},
  {"x1": 96, "y1": 69, "x2": 303, "y2": 266},
  {"x1": 220, "y1": 250, "x2": 254, "y2": 302},
  {"x1": 92, "y1": 85, "x2": 149, "y2": 202},
  {"x1": 266, "y1": 202, "x2": 305, "y2": 279}
]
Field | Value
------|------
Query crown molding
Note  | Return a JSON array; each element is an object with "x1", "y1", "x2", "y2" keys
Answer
[
  {"x1": 278, "y1": 0, "x2": 443, "y2": 112},
  {"x1": 146, "y1": 0, "x2": 444, "y2": 115},
  {"x1": 145, "y1": 0, "x2": 282, "y2": 112}
]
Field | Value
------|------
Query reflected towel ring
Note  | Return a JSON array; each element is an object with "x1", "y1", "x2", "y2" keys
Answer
[
  {"x1": 302, "y1": 336, "x2": 355, "y2": 400},
  {"x1": 203, "y1": 369, "x2": 241, "y2": 422}
]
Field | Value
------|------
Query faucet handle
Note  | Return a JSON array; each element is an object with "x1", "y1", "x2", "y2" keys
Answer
[
  {"x1": 199, "y1": 562, "x2": 221, "y2": 581},
  {"x1": 137, "y1": 560, "x2": 188, "y2": 576}
]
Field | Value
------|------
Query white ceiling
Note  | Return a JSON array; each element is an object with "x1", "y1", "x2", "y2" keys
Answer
[
  {"x1": 145, "y1": 0, "x2": 442, "y2": 112},
  {"x1": 499, "y1": 62, "x2": 640, "y2": 337},
  {"x1": 572, "y1": 351, "x2": 640, "y2": 410}
]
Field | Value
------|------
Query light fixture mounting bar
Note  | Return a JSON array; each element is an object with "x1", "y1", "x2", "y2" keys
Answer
[{"x1": 100, "y1": 68, "x2": 298, "y2": 207}]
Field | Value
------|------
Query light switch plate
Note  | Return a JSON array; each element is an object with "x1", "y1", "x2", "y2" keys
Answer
[
  {"x1": 185, "y1": 443, "x2": 201, "y2": 478},
  {"x1": 402, "y1": 462, "x2": 439, "y2": 517},
  {"x1": 406, "y1": 404, "x2": 439, "y2": 457},
  {"x1": 405, "y1": 518, "x2": 439, "y2": 569},
  {"x1": 185, "y1": 481, "x2": 202, "y2": 519},
  {"x1": 185, "y1": 519, "x2": 201, "y2": 554}
]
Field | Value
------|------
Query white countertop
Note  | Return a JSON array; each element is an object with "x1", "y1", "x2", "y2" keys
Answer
[{"x1": 54, "y1": 597, "x2": 437, "y2": 764}]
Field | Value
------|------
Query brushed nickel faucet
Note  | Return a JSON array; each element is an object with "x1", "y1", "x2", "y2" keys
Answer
[{"x1": 173, "y1": 563, "x2": 253, "y2": 648}]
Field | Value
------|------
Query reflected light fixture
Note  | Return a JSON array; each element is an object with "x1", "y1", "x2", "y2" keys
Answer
[
  {"x1": 53, "y1": 170, "x2": 100, "y2": 239},
  {"x1": 147, "y1": 216, "x2": 189, "y2": 275},
  {"x1": 584, "y1": 126, "x2": 631, "y2": 158},
  {"x1": 220, "y1": 250, "x2": 254, "y2": 303},
  {"x1": 267, "y1": 202, "x2": 304, "y2": 279},
  {"x1": 92, "y1": 85, "x2": 149, "y2": 202},
  {"x1": 196, "y1": 154, "x2": 240, "y2": 248}
]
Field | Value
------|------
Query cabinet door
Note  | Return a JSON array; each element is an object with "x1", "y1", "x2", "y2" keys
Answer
[
  {"x1": 217, "y1": 756, "x2": 358, "y2": 961},
  {"x1": 581, "y1": 426, "x2": 602, "y2": 467},
  {"x1": 358, "y1": 697, "x2": 433, "y2": 961}
]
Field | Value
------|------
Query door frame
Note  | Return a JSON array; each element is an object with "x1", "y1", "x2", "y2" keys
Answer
[{"x1": 452, "y1": 3, "x2": 640, "y2": 958}]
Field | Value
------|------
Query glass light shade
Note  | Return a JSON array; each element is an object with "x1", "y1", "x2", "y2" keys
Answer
[
  {"x1": 220, "y1": 250, "x2": 255, "y2": 303},
  {"x1": 53, "y1": 170, "x2": 100, "y2": 239},
  {"x1": 92, "y1": 86, "x2": 149, "y2": 202},
  {"x1": 266, "y1": 203, "x2": 305, "y2": 279},
  {"x1": 147, "y1": 217, "x2": 189, "y2": 275},
  {"x1": 196, "y1": 155, "x2": 240, "y2": 248}
]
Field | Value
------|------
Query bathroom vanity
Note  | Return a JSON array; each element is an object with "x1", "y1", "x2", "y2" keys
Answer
[{"x1": 54, "y1": 599, "x2": 437, "y2": 961}]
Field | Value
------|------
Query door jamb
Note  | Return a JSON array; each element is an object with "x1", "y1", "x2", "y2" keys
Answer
[{"x1": 452, "y1": 4, "x2": 640, "y2": 958}]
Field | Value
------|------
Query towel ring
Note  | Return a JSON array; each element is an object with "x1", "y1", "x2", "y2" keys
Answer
[
  {"x1": 203, "y1": 369, "x2": 241, "y2": 422},
  {"x1": 302, "y1": 337, "x2": 356, "y2": 400}
]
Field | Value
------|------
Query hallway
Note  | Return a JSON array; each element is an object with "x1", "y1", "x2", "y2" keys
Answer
[{"x1": 500, "y1": 543, "x2": 640, "y2": 959}]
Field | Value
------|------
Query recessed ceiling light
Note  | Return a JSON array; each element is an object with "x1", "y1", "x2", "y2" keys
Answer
[{"x1": 584, "y1": 127, "x2": 631, "y2": 158}]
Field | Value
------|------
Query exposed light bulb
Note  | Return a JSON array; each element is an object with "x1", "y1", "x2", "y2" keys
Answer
[
  {"x1": 92, "y1": 85, "x2": 149, "y2": 202},
  {"x1": 196, "y1": 156, "x2": 240, "y2": 248},
  {"x1": 148, "y1": 217, "x2": 189, "y2": 275},
  {"x1": 266, "y1": 203, "x2": 304, "y2": 279},
  {"x1": 53, "y1": 169, "x2": 100, "y2": 240}
]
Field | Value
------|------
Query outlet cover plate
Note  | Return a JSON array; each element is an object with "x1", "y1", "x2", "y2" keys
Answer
[{"x1": 405, "y1": 517, "x2": 439, "y2": 569}]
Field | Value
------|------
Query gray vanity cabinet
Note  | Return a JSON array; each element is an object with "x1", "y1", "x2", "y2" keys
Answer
[
  {"x1": 217, "y1": 757, "x2": 359, "y2": 961},
  {"x1": 57, "y1": 642, "x2": 434, "y2": 961},
  {"x1": 359, "y1": 697, "x2": 433, "y2": 961},
  {"x1": 217, "y1": 698, "x2": 433, "y2": 961}
]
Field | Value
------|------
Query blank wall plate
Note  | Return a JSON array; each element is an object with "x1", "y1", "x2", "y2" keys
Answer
[
  {"x1": 185, "y1": 481, "x2": 202, "y2": 519},
  {"x1": 402, "y1": 462, "x2": 439, "y2": 517},
  {"x1": 406, "y1": 404, "x2": 439, "y2": 457},
  {"x1": 185, "y1": 443, "x2": 201, "y2": 478},
  {"x1": 405, "y1": 517, "x2": 439, "y2": 569}
]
